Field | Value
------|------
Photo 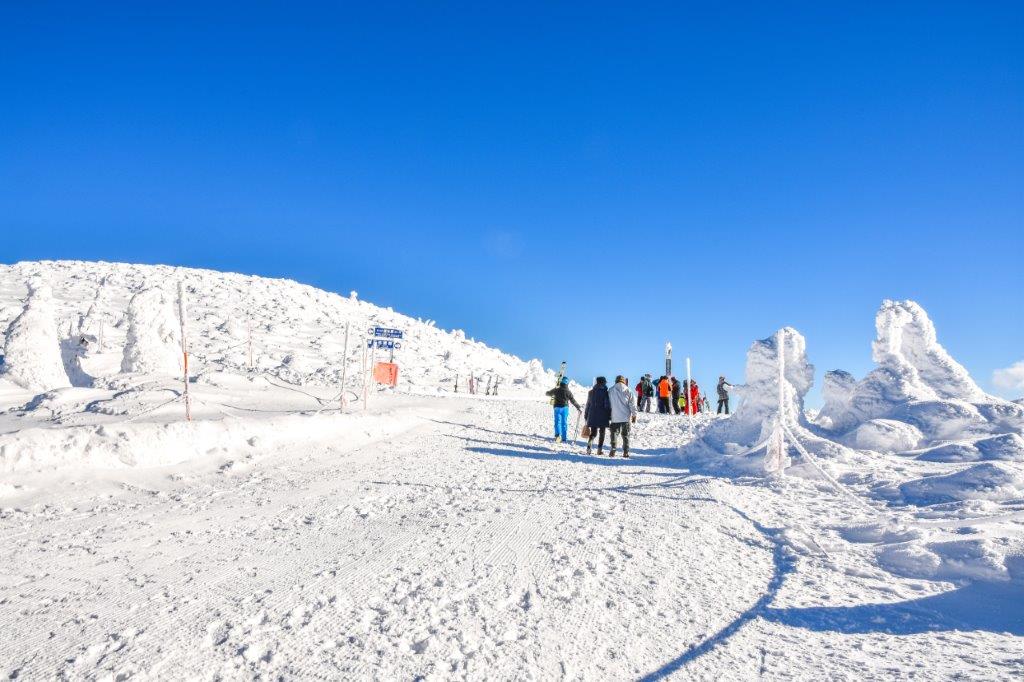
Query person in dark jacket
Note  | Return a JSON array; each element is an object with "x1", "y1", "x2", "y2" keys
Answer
[
  {"x1": 584, "y1": 376, "x2": 612, "y2": 455},
  {"x1": 639, "y1": 374, "x2": 654, "y2": 412},
  {"x1": 717, "y1": 376, "x2": 732, "y2": 414},
  {"x1": 545, "y1": 377, "x2": 581, "y2": 442},
  {"x1": 670, "y1": 377, "x2": 681, "y2": 415}
]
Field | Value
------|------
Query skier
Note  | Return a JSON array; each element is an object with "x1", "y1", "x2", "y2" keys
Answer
[
  {"x1": 608, "y1": 375, "x2": 638, "y2": 458},
  {"x1": 583, "y1": 376, "x2": 612, "y2": 455},
  {"x1": 657, "y1": 376, "x2": 672, "y2": 414},
  {"x1": 545, "y1": 377, "x2": 581, "y2": 443},
  {"x1": 717, "y1": 375, "x2": 732, "y2": 414},
  {"x1": 670, "y1": 377, "x2": 682, "y2": 415}
]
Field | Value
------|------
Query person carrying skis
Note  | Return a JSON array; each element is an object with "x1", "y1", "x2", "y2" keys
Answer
[
  {"x1": 545, "y1": 377, "x2": 581, "y2": 442},
  {"x1": 608, "y1": 375, "x2": 638, "y2": 458},
  {"x1": 670, "y1": 377, "x2": 682, "y2": 415},
  {"x1": 717, "y1": 375, "x2": 733, "y2": 415},
  {"x1": 584, "y1": 376, "x2": 612, "y2": 455}
]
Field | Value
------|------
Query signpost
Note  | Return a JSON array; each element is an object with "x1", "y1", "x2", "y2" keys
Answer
[{"x1": 364, "y1": 327, "x2": 403, "y2": 408}]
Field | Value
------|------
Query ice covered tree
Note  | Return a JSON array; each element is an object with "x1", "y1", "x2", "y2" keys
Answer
[
  {"x1": 0, "y1": 280, "x2": 72, "y2": 391},
  {"x1": 120, "y1": 287, "x2": 182, "y2": 375}
]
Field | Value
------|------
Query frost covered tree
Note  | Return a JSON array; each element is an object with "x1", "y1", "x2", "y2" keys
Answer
[
  {"x1": 120, "y1": 287, "x2": 183, "y2": 375},
  {"x1": 0, "y1": 280, "x2": 72, "y2": 391}
]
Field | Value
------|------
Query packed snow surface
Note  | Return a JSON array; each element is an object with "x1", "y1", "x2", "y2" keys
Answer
[{"x1": 1, "y1": 264, "x2": 1022, "y2": 679}]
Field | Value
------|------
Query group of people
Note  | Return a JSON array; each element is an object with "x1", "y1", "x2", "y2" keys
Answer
[
  {"x1": 544, "y1": 373, "x2": 734, "y2": 459},
  {"x1": 545, "y1": 376, "x2": 637, "y2": 458},
  {"x1": 633, "y1": 374, "x2": 732, "y2": 415}
]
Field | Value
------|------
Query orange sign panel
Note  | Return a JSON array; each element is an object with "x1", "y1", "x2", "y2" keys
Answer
[{"x1": 373, "y1": 362, "x2": 399, "y2": 386}]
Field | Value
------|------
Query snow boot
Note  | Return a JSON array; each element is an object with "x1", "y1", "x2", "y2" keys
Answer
[
  {"x1": 597, "y1": 446, "x2": 603, "y2": 457},
  {"x1": 623, "y1": 449, "x2": 630, "y2": 459},
  {"x1": 586, "y1": 444, "x2": 592, "y2": 456},
  {"x1": 609, "y1": 449, "x2": 616, "y2": 458}
]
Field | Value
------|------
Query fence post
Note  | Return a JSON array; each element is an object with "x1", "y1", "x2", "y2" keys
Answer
[
  {"x1": 247, "y1": 316, "x2": 254, "y2": 370},
  {"x1": 340, "y1": 321, "x2": 350, "y2": 412},
  {"x1": 178, "y1": 281, "x2": 192, "y2": 422}
]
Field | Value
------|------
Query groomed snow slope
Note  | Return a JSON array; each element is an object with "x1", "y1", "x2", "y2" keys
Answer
[{"x1": 2, "y1": 398, "x2": 1021, "y2": 680}]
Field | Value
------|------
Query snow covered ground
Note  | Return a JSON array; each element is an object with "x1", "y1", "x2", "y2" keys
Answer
[
  {"x1": 2, "y1": 397, "x2": 1021, "y2": 680},
  {"x1": 1, "y1": 261, "x2": 1022, "y2": 679}
]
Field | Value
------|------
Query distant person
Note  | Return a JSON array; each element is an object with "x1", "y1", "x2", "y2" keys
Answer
[
  {"x1": 670, "y1": 377, "x2": 682, "y2": 415},
  {"x1": 717, "y1": 375, "x2": 733, "y2": 415},
  {"x1": 683, "y1": 378, "x2": 701, "y2": 415},
  {"x1": 584, "y1": 376, "x2": 612, "y2": 456},
  {"x1": 545, "y1": 377, "x2": 581, "y2": 443},
  {"x1": 635, "y1": 378, "x2": 644, "y2": 410},
  {"x1": 657, "y1": 375, "x2": 672, "y2": 414},
  {"x1": 608, "y1": 375, "x2": 638, "y2": 458},
  {"x1": 639, "y1": 374, "x2": 654, "y2": 413}
]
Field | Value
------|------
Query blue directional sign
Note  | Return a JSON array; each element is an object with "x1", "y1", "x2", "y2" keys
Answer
[{"x1": 369, "y1": 326, "x2": 404, "y2": 339}]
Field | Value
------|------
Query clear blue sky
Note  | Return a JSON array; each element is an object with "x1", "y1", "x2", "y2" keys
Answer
[{"x1": 3, "y1": 2, "x2": 1022, "y2": 402}]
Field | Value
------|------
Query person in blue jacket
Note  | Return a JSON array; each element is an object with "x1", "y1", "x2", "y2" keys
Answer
[
  {"x1": 583, "y1": 376, "x2": 612, "y2": 455},
  {"x1": 545, "y1": 377, "x2": 581, "y2": 443}
]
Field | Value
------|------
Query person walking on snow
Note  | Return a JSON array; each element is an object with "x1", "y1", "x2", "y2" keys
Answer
[
  {"x1": 608, "y1": 375, "x2": 638, "y2": 458},
  {"x1": 545, "y1": 377, "x2": 581, "y2": 443},
  {"x1": 657, "y1": 376, "x2": 672, "y2": 414},
  {"x1": 717, "y1": 375, "x2": 733, "y2": 415},
  {"x1": 584, "y1": 377, "x2": 612, "y2": 455}
]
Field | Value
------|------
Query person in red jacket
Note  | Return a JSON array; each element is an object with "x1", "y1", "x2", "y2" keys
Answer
[{"x1": 683, "y1": 379, "x2": 701, "y2": 415}]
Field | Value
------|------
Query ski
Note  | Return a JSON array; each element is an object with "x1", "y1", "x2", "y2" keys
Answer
[{"x1": 550, "y1": 360, "x2": 566, "y2": 405}]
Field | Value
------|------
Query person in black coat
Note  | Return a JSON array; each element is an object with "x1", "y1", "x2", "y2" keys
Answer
[
  {"x1": 584, "y1": 376, "x2": 612, "y2": 455},
  {"x1": 670, "y1": 377, "x2": 682, "y2": 415}
]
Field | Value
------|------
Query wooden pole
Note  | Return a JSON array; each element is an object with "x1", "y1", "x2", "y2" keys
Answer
[
  {"x1": 177, "y1": 281, "x2": 192, "y2": 422},
  {"x1": 340, "y1": 321, "x2": 350, "y2": 412}
]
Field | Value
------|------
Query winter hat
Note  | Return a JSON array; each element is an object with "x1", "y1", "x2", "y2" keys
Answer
[
  {"x1": 595, "y1": 376, "x2": 607, "y2": 385},
  {"x1": 560, "y1": 376, "x2": 569, "y2": 385}
]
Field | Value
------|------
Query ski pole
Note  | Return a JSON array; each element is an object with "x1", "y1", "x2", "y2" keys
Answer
[{"x1": 572, "y1": 410, "x2": 581, "y2": 444}]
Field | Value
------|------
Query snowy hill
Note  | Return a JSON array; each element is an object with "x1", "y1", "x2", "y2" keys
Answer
[
  {"x1": 0, "y1": 260, "x2": 556, "y2": 396},
  {"x1": 0, "y1": 260, "x2": 561, "y2": 471}
]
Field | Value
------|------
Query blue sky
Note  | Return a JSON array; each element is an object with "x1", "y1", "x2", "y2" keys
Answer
[{"x1": 2, "y1": 2, "x2": 1022, "y2": 402}]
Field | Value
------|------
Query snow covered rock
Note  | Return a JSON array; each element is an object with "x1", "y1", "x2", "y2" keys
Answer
[
  {"x1": 0, "y1": 280, "x2": 72, "y2": 391},
  {"x1": 120, "y1": 287, "x2": 183, "y2": 376},
  {"x1": 899, "y1": 462, "x2": 1024, "y2": 505},
  {"x1": 842, "y1": 419, "x2": 923, "y2": 454}
]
